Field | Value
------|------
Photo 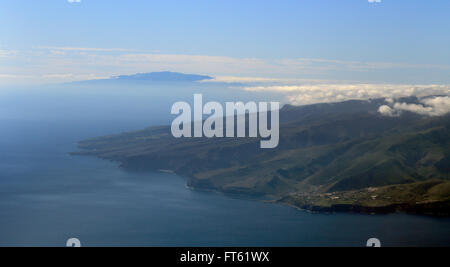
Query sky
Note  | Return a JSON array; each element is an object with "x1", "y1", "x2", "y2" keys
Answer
[{"x1": 1, "y1": 0, "x2": 450, "y2": 86}]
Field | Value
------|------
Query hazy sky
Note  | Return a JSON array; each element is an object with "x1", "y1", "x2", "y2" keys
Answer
[{"x1": 1, "y1": 0, "x2": 450, "y2": 85}]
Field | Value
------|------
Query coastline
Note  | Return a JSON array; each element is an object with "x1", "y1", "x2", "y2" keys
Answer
[
  {"x1": 71, "y1": 154, "x2": 450, "y2": 217},
  {"x1": 277, "y1": 195, "x2": 450, "y2": 217},
  {"x1": 155, "y1": 166, "x2": 450, "y2": 217}
]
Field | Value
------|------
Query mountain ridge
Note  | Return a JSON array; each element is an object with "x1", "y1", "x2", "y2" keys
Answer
[{"x1": 72, "y1": 97, "x2": 450, "y2": 216}]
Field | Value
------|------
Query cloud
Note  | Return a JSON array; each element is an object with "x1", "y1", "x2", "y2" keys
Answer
[
  {"x1": 39, "y1": 46, "x2": 132, "y2": 52},
  {"x1": 378, "y1": 96, "x2": 450, "y2": 117},
  {"x1": 378, "y1": 105, "x2": 396, "y2": 117},
  {"x1": 276, "y1": 58, "x2": 449, "y2": 72},
  {"x1": 0, "y1": 74, "x2": 33, "y2": 79},
  {"x1": 68, "y1": 0, "x2": 81, "y2": 3},
  {"x1": 244, "y1": 84, "x2": 450, "y2": 105},
  {"x1": 421, "y1": 97, "x2": 450, "y2": 116},
  {"x1": 393, "y1": 102, "x2": 434, "y2": 116},
  {"x1": 368, "y1": 0, "x2": 381, "y2": 3},
  {"x1": 0, "y1": 49, "x2": 18, "y2": 58},
  {"x1": 1, "y1": 46, "x2": 450, "y2": 86},
  {"x1": 201, "y1": 76, "x2": 285, "y2": 84}
]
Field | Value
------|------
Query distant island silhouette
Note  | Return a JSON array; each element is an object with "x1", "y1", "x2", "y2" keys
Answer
[{"x1": 71, "y1": 71, "x2": 213, "y2": 85}]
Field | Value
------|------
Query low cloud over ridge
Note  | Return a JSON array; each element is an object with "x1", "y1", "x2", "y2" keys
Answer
[
  {"x1": 245, "y1": 83, "x2": 450, "y2": 106},
  {"x1": 378, "y1": 96, "x2": 450, "y2": 117}
]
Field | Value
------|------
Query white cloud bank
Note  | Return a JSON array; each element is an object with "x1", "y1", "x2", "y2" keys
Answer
[
  {"x1": 245, "y1": 83, "x2": 450, "y2": 106},
  {"x1": 378, "y1": 96, "x2": 450, "y2": 117}
]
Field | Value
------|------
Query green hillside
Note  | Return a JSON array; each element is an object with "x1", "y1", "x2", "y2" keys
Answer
[{"x1": 72, "y1": 97, "x2": 450, "y2": 215}]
